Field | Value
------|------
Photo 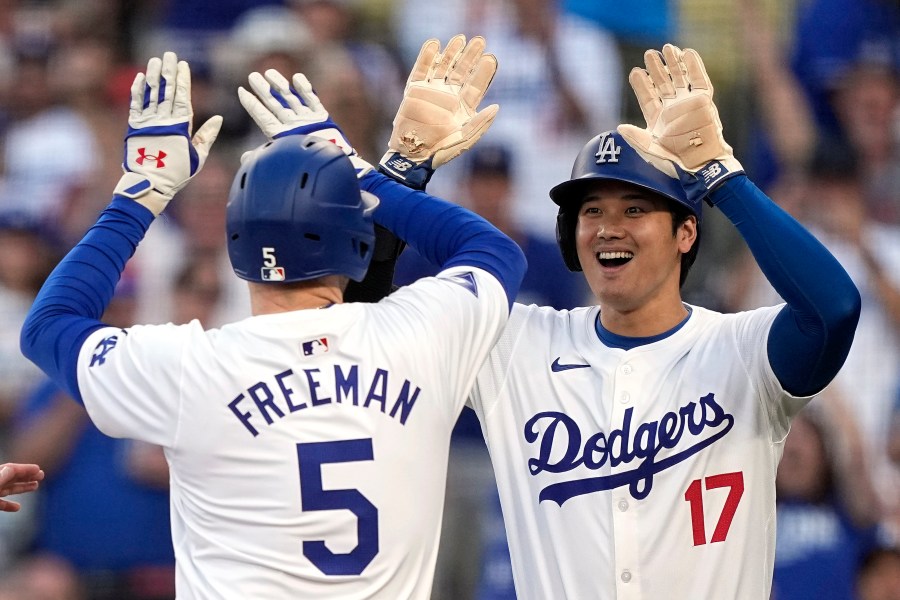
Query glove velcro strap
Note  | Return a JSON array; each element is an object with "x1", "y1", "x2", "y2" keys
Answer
[
  {"x1": 677, "y1": 160, "x2": 745, "y2": 207},
  {"x1": 114, "y1": 172, "x2": 153, "y2": 199},
  {"x1": 114, "y1": 173, "x2": 170, "y2": 216},
  {"x1": 378, "y1": 152, "x2": 434, "y2": 190}
]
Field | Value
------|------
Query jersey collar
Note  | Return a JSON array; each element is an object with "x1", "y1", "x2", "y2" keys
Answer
[{"x1": 595, "y1": 305, "x2": 693, "y2": 350}]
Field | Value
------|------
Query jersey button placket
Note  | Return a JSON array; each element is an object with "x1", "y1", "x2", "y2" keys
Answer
[{"x1": 612, "y1": 359, "x2": 641, "y2": 600}]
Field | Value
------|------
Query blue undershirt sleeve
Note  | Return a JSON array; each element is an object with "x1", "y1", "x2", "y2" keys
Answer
[
  {"x1": 360, "y1": 171, "x2": 527, "y2": 308},
  {"x1": 20, "y1": 197, "x2": 154, "y2": 403},
  {"x1": 707, "y1": 176, "x2": 861, "y2": 396}
]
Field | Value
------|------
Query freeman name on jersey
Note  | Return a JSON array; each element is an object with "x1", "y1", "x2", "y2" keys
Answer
[{"x1": 228, "y1": 364, "x2": 422, "y2": 437}]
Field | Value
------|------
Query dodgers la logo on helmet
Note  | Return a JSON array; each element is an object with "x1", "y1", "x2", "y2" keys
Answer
[
  {"x1": 594, "y1": 132, "x2": 621, "y2": 164},
  {"x1": 549, "y1": 130, "x2": 701, "y2": 272}
]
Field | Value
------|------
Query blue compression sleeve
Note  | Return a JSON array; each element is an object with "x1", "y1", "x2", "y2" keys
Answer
[
  {"x1": 20, "y1": 197, "x2": 154, "y2": 403},
  {"x1": 360, "y1": 171, "x2": 526, "y2": 307},
  {"x1": 708, "y1": 176, "x2": 860, "y2": 396}
]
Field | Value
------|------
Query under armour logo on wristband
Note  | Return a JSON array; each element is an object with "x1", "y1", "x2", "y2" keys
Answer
[{"x1": 136, "y1": 148, "x2": 167, "y2": 168}]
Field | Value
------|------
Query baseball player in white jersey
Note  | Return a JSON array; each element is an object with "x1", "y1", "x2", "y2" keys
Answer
[
  {"x1": 20, "y1": 46, "x2": 526, "y2": 599},
  {"x1": 471, "y1": 44, "x2": 860, "y2": 600},
  {"x1": 357, "y1": 44, "x2": 862, "y2": 598}
]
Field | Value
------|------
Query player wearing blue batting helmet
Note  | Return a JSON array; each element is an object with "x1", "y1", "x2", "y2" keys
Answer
[
  {"x1": 227, "y1": 135, "x2": 378, "y2": 283},
  {"x1": 549, "y1": 130, "x2": 701, "y2": 286}
]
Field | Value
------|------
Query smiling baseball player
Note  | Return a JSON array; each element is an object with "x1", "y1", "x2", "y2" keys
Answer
[
  {"x1": 20, "y1": 46, "x2": 525, "y2": 599},
  {"x1": 353, "y1": 43, "x2": 862, "y2": 599},
  {"x1": 464, "y1": 44, "x2": 860, "y2": 600}
]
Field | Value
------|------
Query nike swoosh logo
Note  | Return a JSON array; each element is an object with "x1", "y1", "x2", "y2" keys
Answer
[{"x1": 551, "y1": 357, "x2": 591, "y2": 372}]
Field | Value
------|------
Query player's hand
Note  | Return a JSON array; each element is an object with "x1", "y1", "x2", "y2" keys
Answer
[
  {"x1": 238, "y1": 70, "x2": 374, "y2": 177},
  {"x1": 617, "y1": 44, "x2": 743, "y2": 200},
  {"x1": 114, "y1": 51, "x2": 223, "y2": 216},
  {"x1": 379, "y1": 34, "x2": 500, "y2": 189},
  {"x1": 0, "y1": 462, "x2": 44, "y2": 513}
]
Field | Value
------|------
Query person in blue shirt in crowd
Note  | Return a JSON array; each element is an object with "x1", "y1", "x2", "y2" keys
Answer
[
  {"x1": 772, "y1": 406, "x2": 883, "y2": 600},
  {"x1": 790, "y1": 0, "x2": 900, "y2": 136}
]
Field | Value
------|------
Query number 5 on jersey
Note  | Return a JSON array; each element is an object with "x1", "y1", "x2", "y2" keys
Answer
[{"x1": 297, "y1": 440, "x2": 379, "y2": 575}]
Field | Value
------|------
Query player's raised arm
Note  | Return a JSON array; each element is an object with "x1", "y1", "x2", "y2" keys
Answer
[
  {"x1": 237, "y1": 47, "x2": 525, "y2": 308},
  {"x1": 618, "y1": 44, "x2": 860, "y2": 396},
  {"x1": 20, "y1": 51, "x2": 222, "y2": 402}
]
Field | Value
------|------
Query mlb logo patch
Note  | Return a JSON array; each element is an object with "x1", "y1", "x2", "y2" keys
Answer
[
  {"x1": 261, "y1": 267, "x2": 286, "y2": 281},
  {"x1": 302, "y1": 337, "x2": 329, "y2": 356}
]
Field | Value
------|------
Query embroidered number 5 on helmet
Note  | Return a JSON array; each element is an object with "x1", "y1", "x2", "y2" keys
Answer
[
  {"x1": 549, "y1": 130, "x2": 700, "y2": 272},
  {"x1": 227, "y1": 135, "x2": 378, "y2": 283}
]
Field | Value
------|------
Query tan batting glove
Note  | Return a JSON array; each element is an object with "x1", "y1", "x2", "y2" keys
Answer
[
  {"x1": 114, "y1": 51, "x2": 222, "y2": 216},
  {"x1": 617, "y1": 44, "x2": 743, "y2": 200},
  {"x1": 379, "y1": 34, "x2": 499, "y2": 189}
]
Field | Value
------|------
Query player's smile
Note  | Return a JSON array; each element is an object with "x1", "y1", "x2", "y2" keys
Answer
[{"x1": 595, "y1": 250, "x2": 634, "y2": 269}]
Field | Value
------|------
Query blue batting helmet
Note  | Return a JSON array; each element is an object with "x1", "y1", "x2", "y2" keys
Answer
[
  {"x1": 226, "y1": 135, "x2": 378, "y2": 283},
  {"x1": 549, "y1": 130, "x2": 700, "y2": 272}
]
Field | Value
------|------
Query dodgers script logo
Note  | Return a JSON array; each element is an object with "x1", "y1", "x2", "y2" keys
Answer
[
  {"x1": 525, "y1": 393, "x2": 733, "y2": 505},
  {"x1": 90, "y1": 335, "x2": 119, "y2": 367}
]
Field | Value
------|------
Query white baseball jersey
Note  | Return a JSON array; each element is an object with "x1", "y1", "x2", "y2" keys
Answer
[
  {"x1": 470, "y1": 302, "x2": 812, "y2": 600},
  {"x1": 76, "y1": 266, "x2": 508, "y2": 600}
]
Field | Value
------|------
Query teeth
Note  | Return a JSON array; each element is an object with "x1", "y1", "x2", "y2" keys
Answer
[{"x1": 597, "y1": 251, "x2": 634, "y2": 260}]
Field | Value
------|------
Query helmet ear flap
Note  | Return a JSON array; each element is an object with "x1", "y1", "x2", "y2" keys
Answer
[{"x1": 556, "y1": 209, "x2": 582, "y2": 272}]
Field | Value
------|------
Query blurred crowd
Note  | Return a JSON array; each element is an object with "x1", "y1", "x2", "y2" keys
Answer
[{"x1": 0, "y1": 0, "x2": 897, "y2": 599}]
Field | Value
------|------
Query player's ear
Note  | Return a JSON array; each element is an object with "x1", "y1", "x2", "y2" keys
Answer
[{"x1": 677, "y1": 214, "x2": 698, "y2": 254}]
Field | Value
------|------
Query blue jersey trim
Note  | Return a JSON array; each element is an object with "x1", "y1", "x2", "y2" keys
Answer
[{"x1": 595, "y1": 306, "x2": 692, "y2": 349}]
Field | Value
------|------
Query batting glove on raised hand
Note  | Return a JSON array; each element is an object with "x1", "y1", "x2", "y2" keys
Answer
[
  {"x1": 238, "y1": 70, "x2": 374, "y2": 177},
  {"x1": 114, "y1": 51, "x2": 223, "y2": 216},
  {"x1": 379, "y1": 34, "x2": 500, "y2": 190},
  {"x1": 617, "y1": 44, "x2": 743, "y2": 205}
]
